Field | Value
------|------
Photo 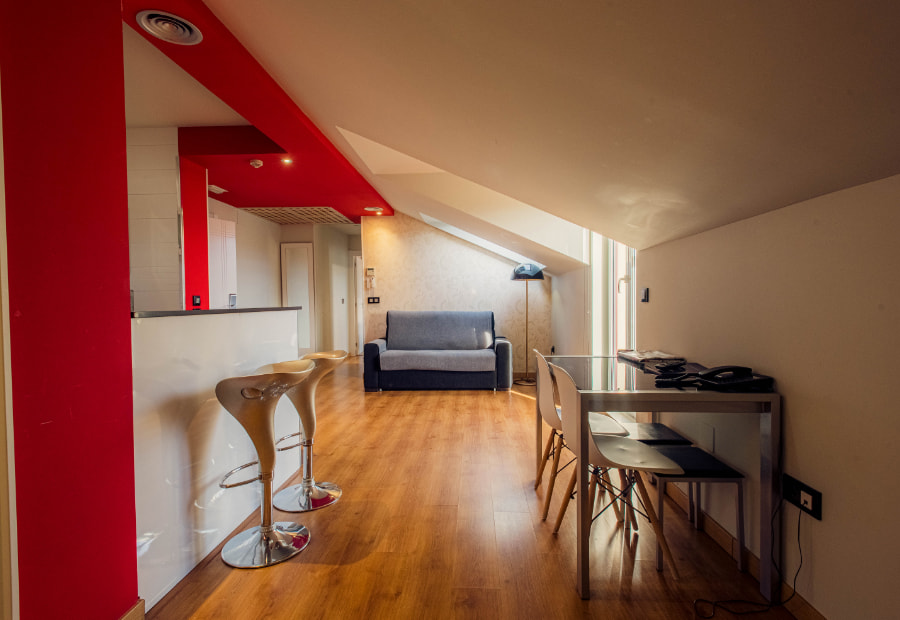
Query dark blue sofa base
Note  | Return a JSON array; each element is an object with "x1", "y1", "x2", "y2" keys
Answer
[{"x1": 367, "y1": 369, "x2": 497, "y2": 392}]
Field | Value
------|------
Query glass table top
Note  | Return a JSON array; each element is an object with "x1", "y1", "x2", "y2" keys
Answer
[{"x1": 545, "y1": 355, "x2": 684, "y2": 393}]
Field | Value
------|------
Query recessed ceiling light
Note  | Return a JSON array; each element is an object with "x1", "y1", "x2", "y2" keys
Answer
[
  {"x1": 282, "y1": 158, "x2": 293, "y2": 164},
  {"x1": 136, "y1": 10, "x2": 203, "y2": 46}
]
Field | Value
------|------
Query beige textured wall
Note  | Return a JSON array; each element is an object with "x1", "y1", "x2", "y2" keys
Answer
[
  {"x1": 638, "y1": 174, "x2": 900, "y2": 620},
  {"x1": 362, "y1": 212, "x2": 551, "y2": 375}
]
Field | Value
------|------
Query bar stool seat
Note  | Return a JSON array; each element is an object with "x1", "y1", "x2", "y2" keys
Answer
[
  {"x1": 270, "y1": 350, "x2": 348, "y2": 513},
  {"x1": 215, "y1": 361, "x2": 315, "y2": 568}
]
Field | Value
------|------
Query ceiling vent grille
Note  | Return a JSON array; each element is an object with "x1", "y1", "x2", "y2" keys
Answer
[
  {"x1": 241, "y1": 207, "x2": 353, "y2": 225},
  {"x1": 136, "y1": 10, "x2": 203, "y2": 46}
]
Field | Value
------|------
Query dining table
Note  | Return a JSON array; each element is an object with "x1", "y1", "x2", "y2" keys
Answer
[{"x1": 542, "y1": 355, "x2": 782, "y2": 601}]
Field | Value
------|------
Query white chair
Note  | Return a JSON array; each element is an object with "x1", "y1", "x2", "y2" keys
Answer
[
  {"x1": 534, "y1": 350, "x2": 625, "y2": 521},
  {"x1": 215, "y1": 361, "x2": 316, "y2": 568},
  {"x1": 549, "y1": 362, "x2": 684, "y2": 578}
]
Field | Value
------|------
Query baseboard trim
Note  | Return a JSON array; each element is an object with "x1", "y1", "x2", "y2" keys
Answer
[
  {"x1": 662, "y1": 481, "x2": 825, "y2": 620},
  {"x1": 119, "y1": 598, "x2": 145, "y2": 620}
]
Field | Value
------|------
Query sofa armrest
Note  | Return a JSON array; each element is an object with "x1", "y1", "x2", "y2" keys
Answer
[
  {"x1": 494, "y1": 337, "x2": 512, "y2": 390},
  {"x1": 363, "y1": 338, "x2": 387, "y2": 392}
]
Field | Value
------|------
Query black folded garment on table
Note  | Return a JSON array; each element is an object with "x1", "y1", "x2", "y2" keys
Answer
[{"x1": 655, "y1": 365, "x2": 774, "y2": 393}]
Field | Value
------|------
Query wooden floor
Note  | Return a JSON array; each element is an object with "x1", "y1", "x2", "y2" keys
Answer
[{"x1": 147, "y1": 358, "x2": 794, "y2": 619}]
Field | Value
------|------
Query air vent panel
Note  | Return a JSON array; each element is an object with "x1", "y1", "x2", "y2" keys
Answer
[
  {"x1": 136, "y1": 10, "x2": 203, "y2": 46},
  {"x1": 242, "y1": 207, "x2": 353, "y2": 225}
]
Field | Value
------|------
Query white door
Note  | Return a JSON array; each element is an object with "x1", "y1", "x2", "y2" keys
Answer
[
  {"x1": 281, "y1": 243, "x2": 315, "y2": 355},
  {"x1": 331, "y1": 254, "x2": 350, "y2": 353},
  {"x1": 208, "y1": 217, "x2": 236, "y2": 309}
]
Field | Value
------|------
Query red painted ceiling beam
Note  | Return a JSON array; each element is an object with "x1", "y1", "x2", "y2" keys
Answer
[{"x1": 122, "y1": 0, "x2": 393, "y2": 221}]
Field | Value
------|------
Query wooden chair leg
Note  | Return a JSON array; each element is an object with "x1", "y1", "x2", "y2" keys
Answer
[
  {"x1": 620, "y1": 469, "x2": 638, "y2": 530},
  {"x1": 694, "y1": 483, "x2": 703, "y2": 531},
  {"x1": 552, "y1": 467, "x2": 577, "y2": 534},
  {"x1": 541, "y1": 434, "x2": 564, "y2": 520},
  {"x1": 535, "y1": 430, "x2": 556, "y2": 488},
  {"x1": 656, "y1": 478, "x2": 666, "y2": 571},
  {"x1": 736, "y1": 479, "x2": 746, "y2": 572},
  {"x1": 634, "y1": 472, "x2": 680, "y2": 580},
  {"x1": 601, "y1": 468, "x2": 623, "y2": 522}
]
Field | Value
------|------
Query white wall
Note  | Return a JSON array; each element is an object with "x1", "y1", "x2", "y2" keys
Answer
[
  {"x1": 550, "y1": 266, "x2": 590, "y2": 355},
  {"x1": 281, "y1": 223, "x2": 314, "y2": 243},
  {"x1": 208, "y1": 199, "x2": 282, "y2": 308},
  {"x1": 637, "y1": 174, "x2": 900, "y2": 620},
  {"x1": 127, "y1": 127, "x2": 182, "y2": 312},
  {"x1": 236, "y1": 208, "x2": 282, "y2": 308}
]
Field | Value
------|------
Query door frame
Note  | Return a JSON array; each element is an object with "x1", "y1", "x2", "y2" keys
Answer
[{"x1": 350, "y1": 252, "x2": 363, "y2": 355}]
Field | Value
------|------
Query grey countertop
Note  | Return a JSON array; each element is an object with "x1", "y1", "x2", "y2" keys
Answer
[{"x1": 131, "y1": 306, "x2": 302, "y2": 319}]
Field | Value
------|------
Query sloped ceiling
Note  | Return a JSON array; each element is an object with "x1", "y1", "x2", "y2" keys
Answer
[{"x1": 125, "y1": 1, "x2": 900, "y2": 250}]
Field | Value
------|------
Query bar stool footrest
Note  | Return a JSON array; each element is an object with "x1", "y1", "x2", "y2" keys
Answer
[{"x1": 219, "y1": 460, "x2": 260, "y2": 489}]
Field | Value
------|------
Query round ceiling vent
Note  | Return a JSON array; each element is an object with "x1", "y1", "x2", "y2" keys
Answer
[{"x1": 136, "y1": 10, "x2": 203, "y2": 46}]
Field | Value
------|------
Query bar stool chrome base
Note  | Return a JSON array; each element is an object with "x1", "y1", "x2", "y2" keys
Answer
[
  {"x1": 274, "y1": 480, "x2": 342, "y2": 512},
  {"x1": 221, "y1": 522, "x2": 310, "y2": 568}
]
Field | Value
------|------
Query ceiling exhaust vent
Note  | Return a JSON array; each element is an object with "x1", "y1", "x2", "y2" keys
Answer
[
  {"x1": 242, "y1": 207, "x2": 353, "y2": 225},
  {"x1": 136, "y1": 10, "x2": 203, "y2": 46}
]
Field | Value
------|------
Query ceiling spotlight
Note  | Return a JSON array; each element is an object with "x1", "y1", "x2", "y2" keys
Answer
[
  {"x1": 136, "y1": 10, "x2": 203, "y2": 45},
  {"x1": 249, "y1": 159, "x2": 263, "y2": 168},
  {"x1": 282, "y1": 158, "x2": 293, "y2": 164}
]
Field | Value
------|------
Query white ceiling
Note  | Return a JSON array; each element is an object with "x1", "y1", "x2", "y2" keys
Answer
[
  {"x1": 126, "y1": 1, "x2": 900, "y2": 252},
  {"x1": 123, "y1": 26, "x2": 246, "y2": 128}
]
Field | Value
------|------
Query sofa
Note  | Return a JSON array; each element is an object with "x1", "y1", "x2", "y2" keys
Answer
[{"x1": 364, "y1": 310, "x2": 512, "y2": 391}]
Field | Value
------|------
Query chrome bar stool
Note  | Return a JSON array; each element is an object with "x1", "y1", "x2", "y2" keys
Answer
[
  {"x1": 216, "y1": 360, "x2": 315, "y2": 568},
  {"x1": 271, "y1": 350, "x2": 348, "y2": 513}
]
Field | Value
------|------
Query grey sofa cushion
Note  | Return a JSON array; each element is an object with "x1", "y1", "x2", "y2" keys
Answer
[
  {"x1": 380, "y1": 349, "x2": 496, "y2": 372},
  {"x1": 386, "y1": 310, "x2": 494, "y2": 350}
]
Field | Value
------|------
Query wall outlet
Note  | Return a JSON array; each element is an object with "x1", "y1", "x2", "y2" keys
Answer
[{"x1": 783, "y1": 473, "x2": 822, "y2": 520}]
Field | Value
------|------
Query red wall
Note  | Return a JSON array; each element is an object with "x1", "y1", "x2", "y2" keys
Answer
[
  {"x1": 0, "y1": 1, "x2": 138, "y2": 618},
  {"x1": 180, "y1": 157, "x2": 211, "y2": 310}
]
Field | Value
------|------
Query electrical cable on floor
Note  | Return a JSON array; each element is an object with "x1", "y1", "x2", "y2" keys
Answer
[{"x1": 692, "y1": 499, "x2": 803, "y2": 617}]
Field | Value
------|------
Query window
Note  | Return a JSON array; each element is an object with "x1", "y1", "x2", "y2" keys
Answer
[{"x1": 591, "y1": 232, "x2": 637, "y2": 389}]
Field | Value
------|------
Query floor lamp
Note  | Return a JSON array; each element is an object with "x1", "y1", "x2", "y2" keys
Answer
[{"x1": 512, "y1": 263, "x2": 544, "y2": 386}]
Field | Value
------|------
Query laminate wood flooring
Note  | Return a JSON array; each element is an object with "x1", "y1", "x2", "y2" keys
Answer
[{"x1": 147, "y1": 357, "x2": 795, "y2": 620}]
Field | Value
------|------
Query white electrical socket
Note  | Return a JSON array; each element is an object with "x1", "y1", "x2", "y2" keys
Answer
[{"x1": 800, "y1": 490, "x2": 813, "y2": 509}]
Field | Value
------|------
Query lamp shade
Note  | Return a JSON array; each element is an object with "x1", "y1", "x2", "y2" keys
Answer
[{"x1": 511, "y1": 263, "x2": 545, "y2": 281}]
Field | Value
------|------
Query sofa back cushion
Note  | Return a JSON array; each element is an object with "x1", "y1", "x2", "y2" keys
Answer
[{"x1": 386, "y1": 310, "x2": 494, "y2": 350}]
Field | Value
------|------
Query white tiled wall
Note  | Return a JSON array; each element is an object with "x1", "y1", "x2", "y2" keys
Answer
[{"x1": 127, "y1": 127, "x2": 182, "y2": 312}]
